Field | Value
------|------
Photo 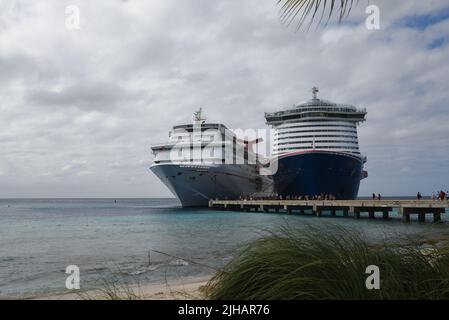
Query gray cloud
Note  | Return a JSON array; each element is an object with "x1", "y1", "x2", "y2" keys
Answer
[
  {"x1": 27, "y1": 81, "x2": 148, "y2": 111},
  {"x1": 1, "y1": 0, "x2": 449, "y2": 198}
]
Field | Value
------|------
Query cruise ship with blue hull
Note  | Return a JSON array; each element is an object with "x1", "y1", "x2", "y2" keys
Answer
[
  {"x1": 274, "y1": 151, "x2": 364, "y2": 199},
  {"x1": 266, "y1": 87, "x2": 367, "y2": 200}
]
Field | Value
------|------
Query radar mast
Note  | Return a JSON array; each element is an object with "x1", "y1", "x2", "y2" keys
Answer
[
  {"x1": 312, "y1": 86, "x2": 319, "y2": 100},
  {"x1": 193, "y1": 108, "x2": 207, "y2": 125}
]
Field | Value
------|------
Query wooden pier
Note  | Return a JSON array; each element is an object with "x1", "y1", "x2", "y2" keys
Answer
[{"x1": 208, "y1": 199, "x2": 449, "y2": 223}]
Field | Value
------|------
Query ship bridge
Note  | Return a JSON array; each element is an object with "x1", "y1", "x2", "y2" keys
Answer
[{"x1": 172, "y1": 123, "x2": 228, "y2": 132}]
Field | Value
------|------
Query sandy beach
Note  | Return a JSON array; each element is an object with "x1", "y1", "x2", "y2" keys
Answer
[{"x1": 30, "y1": 275, "x2": 212, "y2": 300}]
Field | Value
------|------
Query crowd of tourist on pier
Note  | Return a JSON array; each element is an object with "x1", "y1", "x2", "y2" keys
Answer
[
  {"x1": 428, "y1": 190, "x2": 448, "y2": 200},
  {"x1": 238, "y1": 194, "x2": 338, "y2": 201},
  {"x1": 230, "y1": 190, "x2": 449, "y2": 201}
]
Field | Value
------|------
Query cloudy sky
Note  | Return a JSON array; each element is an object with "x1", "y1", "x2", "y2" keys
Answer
[{"x1": 1, "y1": 0, "x2": 449, "y2": 198}]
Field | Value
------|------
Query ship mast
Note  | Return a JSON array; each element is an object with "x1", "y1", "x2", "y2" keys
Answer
[
  {"x1": 193, "y1": 108, "x2": 207, "y2": 125},
  {"x1": 312, "y1": 86, "x2": 319, "y2": 99}
]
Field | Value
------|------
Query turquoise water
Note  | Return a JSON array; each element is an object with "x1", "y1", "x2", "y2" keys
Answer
[{"x1": 0, "y1": 198, "x2": 448, "y2": 298}]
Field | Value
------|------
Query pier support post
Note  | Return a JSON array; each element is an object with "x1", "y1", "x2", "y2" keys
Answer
[
  {"x1": 299, "y1": 208, "x2": 304, "y2": 215},
  {"x1": 331, "y1": 209, "x2": 336, "y2": 217},
  {"x1": 343, "y1": 209, "x2": 349, "y2": 217},
  {"x1": 275, "y1": 207, "x2": 279, "y2": 213},
  {"x1": 418, "y1": 213, "x2": 426, "y2": 223},
  {"x1": 434, "y1": 212, "x2": 442, "y2": 223},
  {"x1": 382, "y1": 210, "x2": 389, "y2": 220},
  {"x1": 368, "y1": 210, "x2": 375, "y2": 219},
  {"x1": 349, "y1": 207, "x2": 355, "y2": 218},
  {"x1": 287, "y1": 207, "x2": 292, "y2": 215},
  {"x1": 313, "y1": 205, "x2": 321, "y2": 217},
  {"x1": 400, "y1": 208, "x2": 410, "y2": 222}
]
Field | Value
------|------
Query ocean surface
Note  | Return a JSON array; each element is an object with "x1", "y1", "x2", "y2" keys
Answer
[{"x1": 1, "y1": 198, "x2": 449, "y2": 299}]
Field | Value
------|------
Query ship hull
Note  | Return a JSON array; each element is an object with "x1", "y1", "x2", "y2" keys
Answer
[
  {"x1": 150, "y1": 163, "x2": 272, "y2": 207},
  {"x1": 273, "y1": 151, "x2": 363, "y2": 200}
]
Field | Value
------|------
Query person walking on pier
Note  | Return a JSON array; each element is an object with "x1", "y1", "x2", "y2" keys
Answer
[
  {"x1": 417, "y1": 192, "x2": 422, "y2": 200},
  {"x1": 377, "y1": 193, "x2": 382, "y2": 200},
  {"x1": 372, "y1": 193, "x2": 376, "y2": 200}
]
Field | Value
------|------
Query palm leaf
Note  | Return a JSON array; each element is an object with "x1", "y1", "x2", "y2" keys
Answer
[{"x1": 278, "y1": 0, "x2": 358, "y2": 30}]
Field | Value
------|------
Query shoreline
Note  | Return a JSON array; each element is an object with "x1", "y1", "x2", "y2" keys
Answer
[{"x1": 28, "y1": 275, "x2": 212, "y2": 300}]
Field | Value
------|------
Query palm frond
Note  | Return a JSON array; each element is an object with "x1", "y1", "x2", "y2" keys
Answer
[{"x1": 278, "y1": 0, "x2": 358, "y2": 31}]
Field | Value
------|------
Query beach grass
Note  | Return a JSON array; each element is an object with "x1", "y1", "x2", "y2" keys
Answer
[{"x1": 205, "y1": 224, "x2": 449, "y2": 300}]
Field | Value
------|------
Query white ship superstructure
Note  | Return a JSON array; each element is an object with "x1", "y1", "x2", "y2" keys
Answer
[
  {"x1": 270, "y1": 87, "x2": 366, "y2": 158},
  {"x1": 265, "y1": 87, "x2": 368, "y2": 199}
]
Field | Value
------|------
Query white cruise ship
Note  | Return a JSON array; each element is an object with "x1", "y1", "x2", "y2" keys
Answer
[
  {"x1": 265, "y1": 87, "x2": 368, "y2": 199},
  {"x1": 150, "y1": 109, "x2": 273, "y2": 207}
]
